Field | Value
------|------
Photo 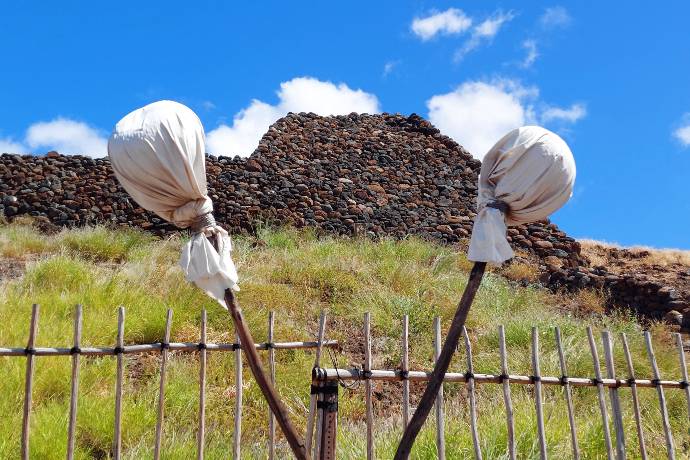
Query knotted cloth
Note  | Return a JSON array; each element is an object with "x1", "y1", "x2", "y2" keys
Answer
[
  {"x1": 108, "y1": 100, "x2": 239, "y2": 307},
  {"x1": 467, "y1": 126, "x2": 576, "y2": 264}
]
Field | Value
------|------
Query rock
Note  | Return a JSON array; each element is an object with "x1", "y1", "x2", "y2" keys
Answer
[{"x1": 663, "y1": 310, "x2": 683, "y2": 326}]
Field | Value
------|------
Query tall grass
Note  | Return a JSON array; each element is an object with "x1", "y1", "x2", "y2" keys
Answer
[{"x1": 0, "y1": 221, "x2": 687, "y2": 459}]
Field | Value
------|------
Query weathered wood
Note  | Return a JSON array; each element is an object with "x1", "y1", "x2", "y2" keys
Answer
[
  {"x1": 268, "y1": 311, "x2": 276, "y2": 460},
  {"x1": 313, "y1": 368, "x2": 687, "y2": 388},
  {"x1": 364, "y1": 312, "x2": 374, "y2": 460},
  {"x1": 66, "y1": 305, "x2": 83, "y2": 460},
  {"x1": 21, "y1": 304, "x2": 39, "y2": 460},
  {"x1": 307, "y1": 311, "x2": 328, "y2": 455},
  {"x1": 0, "y1": 339, "x2": 335, "y2": 356},
  {"x1": 554, "y1": 327, "x2": 579, "y2": 460},
  {"x1": 434, "y1": 317, "x2": 446, "y2": 460},
  {"x1": 621, "y1": 333, "x2": 647, "y2": 460},
  {"x1": 498, "y1": 325, "x2": 516, "y2": 460},
  {"x1": 197, "y1": 310, "x2": 207, "y2": 460},
  {"x1": 317, "y1": 381, "x2": 339, "y2": 460},
  {"x1": 402, "y1": 315, "x2": 410, "y2": 430},
  {"x1": 154, "y1": 308, "x2": 173, "y2": 460},
  {"x1": 586, "y1": 326, "x2": 614, "y2": 460},
  {"x1": 644, "y1": 331, "x2": 675, "y2": 460},
  {"x1": 602, "y1": 331, "x2": 626, "y2": 460},
  {"x1": 113, "y1": 307, "x2": 125, "y2": 460},
  {"x1": 394, "y1": 261, "x2": 487, "y2": 460},
  {"x1": 674, "y1": 333, "x2": 690, "y2": 424},
  {"x1": 234, "y1": 331, "x2": 242, "y2": 460},
  {"x1": 531, "y1": 327, "x2": 547, "y2": 460},
  {"x1": 463, "y1": 326, "x2": 482, "y2": 460},
  {"x1": 224, "y1": 289, "x2": 307, "y2": 459}
]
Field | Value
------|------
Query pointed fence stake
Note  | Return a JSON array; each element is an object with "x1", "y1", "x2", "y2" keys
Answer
[
  {"x1": 674, "y1": 333, "x2": 690, "y2": 424},
  {"x1": 154, "y1": 309, "x2": 173, "y2": 460},
  {"x1": 67, "y1": 305, "x2": 83, "y2": 460},
  {"x1": 234, "y1": 330, "x2": 242, "y2": 460},
  {"x1": 394, "y1": 262, "x2": 487, "y2": 459},
  {"x1": 601, "y1": 331, "x2": 626, "y2": 460},
  {"x1": 531, "y1": 327, "x2": 548, "y2": 460},
  {"x1": 587, "y1": 327, "x2": 614, "y2": 460},
  {"x1": 307, "y1": 311, "x2": 328, "y2": 455},
  {"x1": 644, "y1": 331, "x2": 675, "y2": 460},
  {"x1": 554, "y1": 327, "x2": 580, "y2": 460},
  {"x1": 498, "y1": 326, "x2": 516, "y2": 460},
  {"x1": 113, "y1": 307, "x2": 125, "y2": 460},
  {"x1": 402, "y1": 315, "x2": 410, "y2": 430},
  {"x1": 21, "y1": 304, "x2": 39, "y2": 460},
  {"x1": 621, "y1": 333, "x2": 647, "y2": 460},
  {"x1": 364, "y1": 312, "x2": 374, "y2": 460},
  {"x1": 463, "y1": 326, "x2": 482, "y2": 460},
  {"x1": 268, "y1": 311, "x2": 276, "y2": 460},
  {"x1": 434, "y1": 317, "x2": 446, "y2": 460},
  {"x1": 197, "y1": 310, "x2": 207, "y2": 460}
]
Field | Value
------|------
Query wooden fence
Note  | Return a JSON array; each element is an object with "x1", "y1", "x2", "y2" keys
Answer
[
  {"x1": 311, "y1": 313, "x2": 690, "y2": 460},
  {"x1": 1, "y1": 304, "x2": 336, "y2": 460}
]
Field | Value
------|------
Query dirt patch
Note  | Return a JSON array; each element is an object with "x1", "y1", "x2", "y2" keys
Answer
[{"x1": 0, "y1": 258, "x2": 25, "y2": 282}]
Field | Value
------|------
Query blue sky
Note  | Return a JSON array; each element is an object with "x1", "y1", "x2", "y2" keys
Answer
[{"x1": 1, "y1": 1, "x2": 689, "y2": 249}]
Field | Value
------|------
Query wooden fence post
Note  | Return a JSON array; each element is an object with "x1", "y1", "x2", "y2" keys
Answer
[
  {"x1": 602, "y1": 330, "x2": 626, "y2": 460},
  {"x1": 113, "y1": 307, "x2": 125, "y2": 460},
  {"x1": 674, "y1": 333, "x2": 690, "y2": 424},
  {"x1": 234, "y1": 330, "x2": 243, "y2": 460},
  {"x1": 66, "y1": 305, "x2": 83, "y2": 460},
  {"x1": 554, "y1": 327, "x2": 579, "y2": 460},
  {"x1": 644, "y1": 331, "x2": 675, "y2": 460},
  {"x1": 498, "y1": 325, "x2": 516, "y2": 460},
  {"x1": 620, "y1": 333, "x2": 647, "y2": 460},
  {"x1": 307, "y1": 311, "x2": 328, "y2": 456},
  {"x1": 197, "y1": 309, "x2": 207, "y2": 460},
  {"x1": 268, "y1": 311, "x2": 276, "y2": 460},
  {"x1": 401, "y1": 315, "x2": 410, "y2": 430},
  {"x1": 434, "y1": 317, "x2": 446, "y2": 460},
  {"x1": 586, "y1": 326, "x2": 614, "y2": 460},
  {"x1": 21, "y1": 304, "x2": 39, "y2": 460},
  {"x1": 154, "y1": 308, "x2": 173, "y2": 460},
  {"x1": 531, "y1": 327, "x2": 547, "y2": 460},
  {"x1": 364, "y1": 312, "x2": 374, "y2": 460},
  {"x1": 462, "y1": 326, "x2": 482, "y2": 460}
]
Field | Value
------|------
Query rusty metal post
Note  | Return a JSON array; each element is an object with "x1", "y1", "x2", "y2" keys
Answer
[{"x1": 317, "y1": 380, "x2": 339, "y2": 460}]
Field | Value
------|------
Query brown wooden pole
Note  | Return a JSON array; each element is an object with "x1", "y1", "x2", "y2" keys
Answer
[
  {"x1": 224, "y1": 289, "x2": 308, "y2": 460},
  {"x1": 394, "y1": 262, "x2": 487, "y2": 460}
]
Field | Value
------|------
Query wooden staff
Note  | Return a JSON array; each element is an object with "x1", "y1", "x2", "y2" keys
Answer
[
  {"x1": 223, "y1": 288, "x2": 308, "y2": 459},
  {"x1": 394, "y1": 262, "x2": 487, "y2": 459},
  {"x1": 207, "y1": 235, "x2": 307, "y2": 460}
]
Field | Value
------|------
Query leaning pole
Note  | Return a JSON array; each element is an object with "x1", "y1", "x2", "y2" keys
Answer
[{"x1": 395, "y1": 125, "x2": 576, "y2": 459}]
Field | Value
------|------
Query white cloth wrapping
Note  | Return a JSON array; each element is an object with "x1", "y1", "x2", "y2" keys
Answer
[
  {"x1": 467, "y1": 126, "x2": 576, "y2": 264},
  {"x1": 108, "y1": 100, "x2": 239, "y2": 307}
]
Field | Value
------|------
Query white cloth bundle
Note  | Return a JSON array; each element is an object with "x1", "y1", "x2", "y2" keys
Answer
[
  {"x1": 467, "y1": 126, "x2": 576, "y2": 264},
  {"x1": 108, "y1": 100, "x2": 239, "y2": 307}
]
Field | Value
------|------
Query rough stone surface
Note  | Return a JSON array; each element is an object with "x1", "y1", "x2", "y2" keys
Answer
[{"x1": 1, "y1": 112, "x2": 687, "y2": 329}]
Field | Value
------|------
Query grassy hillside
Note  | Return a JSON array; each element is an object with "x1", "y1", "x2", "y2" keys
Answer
[{"x1": 0, "y1": 219, "x2": 688, "y2": 459}]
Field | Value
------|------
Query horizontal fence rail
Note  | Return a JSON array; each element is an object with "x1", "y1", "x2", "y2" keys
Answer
[
  {"x1": 311, "y1": 313, "x2": 690, "y2": 460},
  {"x1": 5, "y1": 305, "x2": 335, "y2": 460}
]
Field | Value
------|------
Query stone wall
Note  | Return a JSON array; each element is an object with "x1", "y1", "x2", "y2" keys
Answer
[{"x1": 0, "y1": 112, "x2": 687, "y2": 329}]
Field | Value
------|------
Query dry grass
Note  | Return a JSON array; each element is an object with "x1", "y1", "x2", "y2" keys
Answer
[
  {"x1": 499, "y1": 261, "x2": 541, "y2": 284},
  {"x1": 580, "y1": 239, "x2": 690, "y2": 268}
]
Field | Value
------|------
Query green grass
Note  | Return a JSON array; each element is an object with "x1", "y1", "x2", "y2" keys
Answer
[{"x1": 0, "y1": 221, "x2": 688, "y2": 459}]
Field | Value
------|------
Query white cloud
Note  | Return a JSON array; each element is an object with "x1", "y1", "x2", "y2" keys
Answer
[
  {"x1": 521, "y1": 39, "x2": 539, "y2": 68},
  {"x1": 540, "y1": 6, "x2": 571, "y2": 29},
  {"x1": 206, "y1": 77, "x2": 380, "y2": 157},
  {"x1": 541, "y1": 103, "x2": 587, "y2": 123},
  {"x1": 25, "y1": 118, "x2": 108, "y2": 157},
  {"x1": 411, "y1": 8, "x2": 472, "y2": 41},
  {"x1": 427, "y1": 79, "x2": 585, "y2": 159},
  {"x1": 455, "y1": 11, "x2": 515, "y2": 62},
  {"x1": 673, "y1": 115, "x2": 690, "y2": 146},
  {"x1": 0, "y1": 137, "x2": 27, "y2": 154},
  {"x1": 383, "y1": 60, "x2": 399, "y2": 77}
]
